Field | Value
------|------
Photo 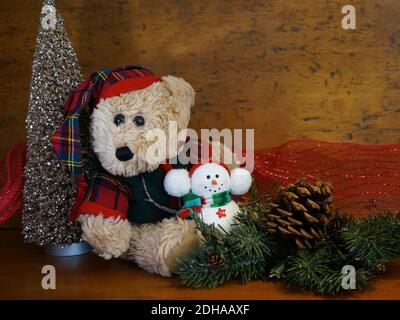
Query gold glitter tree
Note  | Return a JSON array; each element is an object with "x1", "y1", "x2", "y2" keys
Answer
[{"x1": 22, "y1": 0, "x2": 83, "y2": 245}]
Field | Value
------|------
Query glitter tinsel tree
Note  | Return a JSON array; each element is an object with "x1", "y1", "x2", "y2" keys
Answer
[{"x1": 23, "y1": 0, "x2": 83, "y2": 245}]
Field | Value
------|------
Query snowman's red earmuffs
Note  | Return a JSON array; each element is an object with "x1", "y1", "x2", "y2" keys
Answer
[{"x1": 188, "y1": 161, "x2": 230, "y2": 177}]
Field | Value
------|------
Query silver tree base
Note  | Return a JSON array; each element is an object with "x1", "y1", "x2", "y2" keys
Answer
[{"x1": 45, "y1": 241, "x2": 92, "y2": 256}]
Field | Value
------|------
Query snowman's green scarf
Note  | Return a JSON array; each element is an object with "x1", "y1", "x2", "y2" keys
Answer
[{"x1": 177, "y1": 190, "x2": 232, "y2": 220}]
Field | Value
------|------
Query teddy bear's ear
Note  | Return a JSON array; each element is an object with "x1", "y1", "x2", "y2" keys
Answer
[
  {"x1": 230, "y1": 168, "x2": 252, "y2": 195},
  {"x1": 164, "y1": 169, "x2": 191, "y2": 197},
  {"x1": 162, "y1": 76, "x2": 195, "y2": 117}
]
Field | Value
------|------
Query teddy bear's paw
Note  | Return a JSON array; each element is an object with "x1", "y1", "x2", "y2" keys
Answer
[
  {"x1": 122, "y1": 223, "x2": 172, "y2": 276},
  {"x1": 158, "y1": 218, "x2": 203, "y2": 275},
  {"x1": 125, "y1": 218, "x2": 202, "y2": 277},
  {"x1": 77, "y1": 214, "x2": 133, "y2": 260},
  {"x1": 163, "y1": 231, "x2": 203, "y2": 274}
]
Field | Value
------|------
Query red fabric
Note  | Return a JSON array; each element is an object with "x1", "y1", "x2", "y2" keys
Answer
[
  {"x1": 3, "y1": 138, "x2": 400, "y2": 224},
  {"x1": 68, "y1": 176, "x2": 88, "y2": 221},
  {"x1": 0, "y1": 141, "x2": 26, "y2": 224},
  {"x1": 78, "y1": 202, "x2": 127, "y2": 220},
  {"x1": 99, "y1": 76, "x2": 161, "y2": 100},
  {"x1": 253, "y1": 139, "x2": 400, "y2": 217},
  {"x1": 177, "y1": 208, "x2": 191, "y2": 220},
  {"x1": 176, "y1": 206, "x2": 202, "y2": 220},
  {"x1": 160, "y1": 163, "x2": 173, "y2": 172},
  {"x1": 78, "y1": 172, "x2": 131, "y2": 220}
]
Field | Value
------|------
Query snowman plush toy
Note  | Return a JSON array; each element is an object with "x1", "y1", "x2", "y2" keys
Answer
[{"x1": 164, "y1": 162, "x2": 252, "y2": 232}]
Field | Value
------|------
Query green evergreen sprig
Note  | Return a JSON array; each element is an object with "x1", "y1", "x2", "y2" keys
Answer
[
  {"x1": 280, "y1": 244, "x2": 374, "y2": 294},
  {"x1": 177, "y1": 188, "x2": 400, "y2": 294},
  {"x1": 342, "y1": 212, "x2": 400, "y2": 266},
  {"x1": 178, "y1": 212, "x2": 279, "y2": 288}
]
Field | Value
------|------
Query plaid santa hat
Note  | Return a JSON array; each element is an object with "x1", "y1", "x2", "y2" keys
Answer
[{"x1": 51, "y1": 65, "x2": 161, "y2": 179}]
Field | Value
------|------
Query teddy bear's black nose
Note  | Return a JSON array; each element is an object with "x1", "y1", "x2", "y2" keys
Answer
[{"x1": 115, "y1": 147, "x2": 134, "y2": 161}]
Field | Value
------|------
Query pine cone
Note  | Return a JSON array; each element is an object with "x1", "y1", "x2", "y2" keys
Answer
[
  {"x1": 325, "y1": 212, "x2": 351, "y2": 245},
  {"x1": 372, "y1": 263, "x2": 387, "y2": 273},
  {"x1": 208, "y1": 252, "x2": 226, "y2": 268},
  {"x1": 262, "y1": 178, "x2": 333, "y2": 249}
]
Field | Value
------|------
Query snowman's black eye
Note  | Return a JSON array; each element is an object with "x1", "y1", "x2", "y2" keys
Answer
[
  {"x1": 114, "y1": 114, "x2": 125, "y2": 126},
  {"x1": 216, "y1": 174, "x2": 219, "y2": 178},
  {"x1": 206, "y1": 175, "x2": 210, "y2": 179},
  {"x1": 133, "y1": 115, "x2": 145, "y2": 127}
]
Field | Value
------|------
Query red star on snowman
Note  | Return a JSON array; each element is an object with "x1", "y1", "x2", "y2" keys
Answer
[{"x1": 216, "y1": 208, "x2": 226, "y2": 219}]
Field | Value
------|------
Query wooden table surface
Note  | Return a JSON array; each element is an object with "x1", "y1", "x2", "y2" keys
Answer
[{"x1": 1, "y1": 229, "x2": 399, "y2": 300}]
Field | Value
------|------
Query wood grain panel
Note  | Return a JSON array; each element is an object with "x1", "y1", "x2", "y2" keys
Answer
[{"x1": 2, "y1": 0, "x2": 400, "y2": 156}]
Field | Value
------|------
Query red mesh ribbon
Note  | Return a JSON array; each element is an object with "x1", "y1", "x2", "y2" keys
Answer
[
  {"x1": 253, "y1": 139, "x2": 400, "y2": 217},
  {"x1": 0, "y1": 141, "x2": 26, "y2": 224},
  {"x1": 1, "y1": 139, "x2": 399, "y2": 223}
]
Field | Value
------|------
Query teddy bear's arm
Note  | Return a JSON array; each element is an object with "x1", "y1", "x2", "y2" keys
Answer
[
  {"x1": 78, "y1": 173, "x2": 131, "y2": 219},
  {"x1": 76, "y1": 174, "x2": 133, "y2": 259}
]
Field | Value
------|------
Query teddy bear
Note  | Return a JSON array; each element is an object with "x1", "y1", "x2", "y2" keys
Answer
[
  {"x1": 51, "y1": 65, "x2": 209, "y2": 276},
  {"x1": 164, "y1": 162, "x2": 252, "y2": 232}
]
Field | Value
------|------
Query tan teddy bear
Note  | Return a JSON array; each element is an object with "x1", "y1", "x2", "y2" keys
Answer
[{"x1": 51, "y1": 65, "x2": 210, "y2": 276}]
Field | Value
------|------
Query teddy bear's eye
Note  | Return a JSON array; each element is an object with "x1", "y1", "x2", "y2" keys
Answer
[
  {"x1": 133, "y1": 115, "x2": 145, "y2": 127},
  {"x1": 216, "y1": 174, "x2": 219, "y2": 178},
  {"x1": 114, "y1": 114, "x2": 125, "y2": 126},
  {"x1": 206, "y1": 175, "x2": 210, "y2": 179}
]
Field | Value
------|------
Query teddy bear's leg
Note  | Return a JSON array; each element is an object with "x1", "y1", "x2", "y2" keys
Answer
[
  {"x1": 78, "y1": 214, "x2": 133, "y2": 260},
  {"x1": 123, "y1": 218, "x2": 202, "y2": 277}
]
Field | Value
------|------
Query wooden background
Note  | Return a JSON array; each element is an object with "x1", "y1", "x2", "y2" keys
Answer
[
  {"x1": 1, "y1": 0, "x2": 400, "y2": 229},
  {"x1": 2, "y1": 0, "x2": 400, "y2": 156}
]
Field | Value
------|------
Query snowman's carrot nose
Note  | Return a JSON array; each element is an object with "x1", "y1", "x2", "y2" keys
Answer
[{"x1": 211, "y1": 179, "x2": 218, "y2": 185}]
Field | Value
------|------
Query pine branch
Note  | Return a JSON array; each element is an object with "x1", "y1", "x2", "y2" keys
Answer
[
  {"x1": 227, "y1": 223, "x2": 274, "y2": 260},
  {"x1": 342, "y1": 212, "x2": 400, "y2": 265},
  {"x1": 281, "y1": 232, "x2": 378, "y2": 294},
  {"x1": 177, "y1": 178, "x2": 400, "y2": 294},
  {"x1": 228, "y1": 222, "x2": 278, "y2": 283},
  {"x1": 178, "y1": 251, "x2": 233, "y2": 288},
  {"x1": 283, "y1": 249, "x2": 332, "y2": 291},
  {"x1": 178, "y1": 210, "x2": 277, "y2": 288}
]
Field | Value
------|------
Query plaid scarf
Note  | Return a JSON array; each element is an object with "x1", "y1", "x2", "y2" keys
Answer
[
  {"x1": 177, "y1": 190, "x2": 232, "y2": 220},
  {"x1": 51, "y1": 65, "x2": 155, "y2": 179}
]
